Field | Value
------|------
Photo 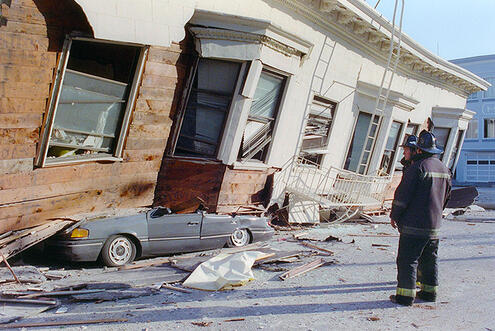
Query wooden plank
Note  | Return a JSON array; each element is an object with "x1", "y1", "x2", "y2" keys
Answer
[
  {"x1": 0, "y1": 298, "x2": 57, "y2": 305},
  {"x1": 0, "y1": 97, "x2": 47, "y2": 114},
  {"x1": 1, "y1": 20, "x2": 52, "y2": 37},
  {"x1": 161, "y1": 284, "x2": 192, "y2": 293},
  {"x1": 0, "y1": 49, "x2": 56, "y2": 67},
  {"x1": 0, "y1": 65, "x2": 53, "y2": 83},
  {"x1": 0, "y1": 220, "x2": 72, "y2": 260},
  {"x1": 141, "y1": 74, "x2": 179, "y2": 88},
  {"x1": 20, "y1": 289, "x2": 104, "y2": 299},
  {"x1": 0, "y1": 31, "x2": 49, "y2": 51},
  {"x1": 125, "y1": 137, "x2": 167, "y2": 150},
  {"x1": 123, "y1": 149, "x2": 164, "y2": 162},
  {"x1": 0, "y1": 128, "x2": 39, "y2": 145},
  {"x1": 0, "y1": 189, "x2": 153, "y2": 233},
  {"x1": 127, "y1": 124, "x2": 170, "y2": 139},
  {"x1": 119, "y1": 257, "x2": 170, "y2": 271},
  {"x1": 299, "y1": 242, "x2": 335, "y2": 255},
  {"x1": 0, "y1": 318, "x2": 128, "y2": 329},
  {"x1": 131, "y1": 111, "x2": 172, "y2": 126},
  {"x1": 144, "y1": 61, "x2": 183, "y2": 78},
  {"x1": 0, "y1": 82, "x2": 51, "y2": 99},
  {"x1": 134, "y1": 98, "x2": 174, "y2": 114},
  {"x1": 0, "y1": 158, "x2": 32, "y2": 174},
  {"x1": 0, "y1": 253, "x2": 21, "y2": 283},
  {"x1": 279, "y1": 258, "x2": 326, "y2": 280},
  {"x1": 0, "y1": 144, "x2": 36, "y2": 160},
  {"x1": 0, "y1": 114, "x2": 43, "y2": 128},
  {"x1": 148, "y1": 47, "x2": 185, "y2": 65},
  {"x1": 0, "y1": 172, "x2": 158, "y2": 206},
  {"x1": 4, "y1": 4, "x2": 47, "y2": 25},
  {"x1": 138, "y1": 86, "x2": 177, "y2": 101}
]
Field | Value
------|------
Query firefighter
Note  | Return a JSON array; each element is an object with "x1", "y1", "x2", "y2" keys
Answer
[
  {"x1": 389, "y1": 130, "x2": 451, "y2": 306},
  {"x1": 399, "y1": 134, "x2": 418, "y2": 172}
]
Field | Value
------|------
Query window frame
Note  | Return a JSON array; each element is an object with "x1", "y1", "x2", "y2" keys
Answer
[
  {"x1": 171, "y1": 57, "x2": 244, "y2": 159},
  {"x1": 483, "y1": 118, "x2": 495, "y2": 139},
  {"x1": 36, "y1": 37, "x2": 147, "y2": 167},
  {"x1": 465, "y1": 118, "x2": 479, "y2": 140},
  {"x1": 343, "y1": 111, "x2": 382, "y2": 174},
  {"x1": 237, "y1": 68, "x2": 287, "y2": 163},
  {"x1": 299, "y1": 95, "x2": 337, "y2": 166},
  {"x1": 380, "y1": 120, "x2": 404, "y2": 174}
]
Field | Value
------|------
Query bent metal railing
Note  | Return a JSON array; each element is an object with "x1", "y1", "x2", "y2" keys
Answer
[{"x1": 273, "y1": 156, "x2": 392, "y2": 223}]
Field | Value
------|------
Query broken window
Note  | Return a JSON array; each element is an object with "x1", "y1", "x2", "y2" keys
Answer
[
  {"x1": 299, "y1": 96, "x2": 336, "y2": 165},
  {"x1": 344, "y1": 112, "x2": 380, "y2": 174},
  {"x1": 380, "y1": 121, "x2": 403, "y2": 174},
  {"x1": 449, "y1": 130, "x2": 464, "y2": 171},
  {"x1": 37, "y1": 39, "x2": 145, "y2": 166},
  {"x1": 238, "y1": 70, "x2": 285, "y2": 162},
  {"x1": 174, "y1": 59, "x2": 242, "y2": 158}
]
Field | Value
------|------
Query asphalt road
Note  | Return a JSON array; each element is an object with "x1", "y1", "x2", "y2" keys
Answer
[{"x1": 4, "y1": 217, "x2": 495, "y2": 331}]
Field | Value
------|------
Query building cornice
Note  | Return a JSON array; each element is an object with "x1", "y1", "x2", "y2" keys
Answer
[{"x1": 271, "y1": 0, "x2": 489, "y2": 96}]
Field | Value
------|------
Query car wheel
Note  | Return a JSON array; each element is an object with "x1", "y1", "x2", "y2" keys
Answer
[
  {"x1": 101, "y1": 235, "x2": 136, "y2": 267},
  {"x1": 227, "y1": 228, "x2": 251, "y2": 247}
]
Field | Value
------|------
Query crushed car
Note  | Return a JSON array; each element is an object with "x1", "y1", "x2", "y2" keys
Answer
[{"x1": 46, "y1": 207, "x2": 274, "y2": 266}]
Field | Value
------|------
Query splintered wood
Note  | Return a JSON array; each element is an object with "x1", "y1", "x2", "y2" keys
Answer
[{"x1": 279, "y1": 258, "x2": 327, "y2": 280}]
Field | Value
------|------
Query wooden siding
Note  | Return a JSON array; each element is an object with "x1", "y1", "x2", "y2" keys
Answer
[
  {"x1": 0, "y1": 0, "x2": 190, "y2": 233},
  {"x1": 216, "y1": 167, "x2": 275, "y2": 214},
  {"x1": 153, "y1": 158, "x2": 227, "y2": 213}
]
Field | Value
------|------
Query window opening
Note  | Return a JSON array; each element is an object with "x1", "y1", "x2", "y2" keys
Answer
[
  {"x1": 40, "y1": 39, "x2": 143, "y2": 165},
  {"x1": 380, "y1": 121, "x2": 403, "y2": 174},
  {"x1": 484, "y1": 119, "x2": 495, "y2": 138},
  {"x1": 238, "y1": 70, "x2": 285, "y2": 162},
  {"x1": 448, "y1": 130, "x2": 464, "y2": 170},
  {"x1": 299, "y1": 96, "x2": 336, "y2": 166},
  {"x1": 174, "y1": 59, "x2": 242, "y2": 158},
  {"x1": 344, "y1": 112, "x2": 380, "y2": 174},
  {"x1": 432, "y1": 127, "x2": 450, "y2": 160}
]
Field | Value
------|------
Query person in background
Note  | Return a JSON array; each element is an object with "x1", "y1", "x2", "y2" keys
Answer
[{"x1": 389, "y1": 130, "x2": 451, "y2": 306}]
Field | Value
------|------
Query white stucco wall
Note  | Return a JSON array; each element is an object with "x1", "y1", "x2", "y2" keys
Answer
[
  {"x1": 190, "y1": 0, "x2": 469, "y2": 173},
  {"x1": 72, "y1": 0, "x2": 473, "y2": 176},
  {"x1": 74, "y1": 0, "x2": 196, "y2": 46}
]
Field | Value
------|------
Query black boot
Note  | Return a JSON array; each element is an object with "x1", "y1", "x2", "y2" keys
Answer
[
  {"x1": 416, "y1": 291, "x2": 436, "y2": 302},
  {"x1": 390, "y1": 294, "x2": 414, "y2": 306}
]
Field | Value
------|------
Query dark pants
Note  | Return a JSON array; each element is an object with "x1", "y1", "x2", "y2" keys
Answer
[{"x1": 396, "y1": 235, "x2": 439, "y2": 297}]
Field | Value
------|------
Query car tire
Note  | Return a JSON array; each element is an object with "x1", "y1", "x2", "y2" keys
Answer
[
  {"x1": 101, "y1": 235, "x2": 136, "y2": 267},
  {"x1": 227, "y1": 228, "x2": 251, "y2": 247}
]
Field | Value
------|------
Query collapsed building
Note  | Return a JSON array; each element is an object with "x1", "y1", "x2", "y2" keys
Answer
[{"x1": 0, "y1": 0, "x2": 489, "y2": 232}]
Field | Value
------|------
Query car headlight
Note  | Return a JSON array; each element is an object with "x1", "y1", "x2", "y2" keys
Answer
[{"x1": 70, "y1": 228, "x2": 89, "y2": 238}]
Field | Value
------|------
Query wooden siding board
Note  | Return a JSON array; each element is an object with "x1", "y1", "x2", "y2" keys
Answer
[{"x1": 0, "y1": 114, "x2": 43, "y2": 128}]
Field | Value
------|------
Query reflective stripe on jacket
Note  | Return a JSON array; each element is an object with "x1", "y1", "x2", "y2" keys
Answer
[{"x1": 390, "y1": 154, "x2": 451, "y2": 238}]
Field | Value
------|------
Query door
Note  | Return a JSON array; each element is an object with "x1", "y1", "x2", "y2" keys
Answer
[
  {"x1": 146, "y1": 211, "x2": 202, "y2": 255},
  {"x1": 200, "y1": 214, "x2": 235, "y2": 249}
]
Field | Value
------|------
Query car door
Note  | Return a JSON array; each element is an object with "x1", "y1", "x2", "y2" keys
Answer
[
  {"x1": 146, "y1": 211, "x2": 202, "y2": 255},
  {"x1": 199, "y1": 214, "x2": 235, "y2": 250}
]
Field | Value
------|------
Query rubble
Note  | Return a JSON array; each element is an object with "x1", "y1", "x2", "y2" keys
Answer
[{"x1": 279, "y1": 257, "x2": 329, "y2": 280}]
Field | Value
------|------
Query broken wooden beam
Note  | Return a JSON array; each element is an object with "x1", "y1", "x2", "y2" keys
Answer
[
  {"x1": 299, "y1": 242, "x2": 334, "y2": 256},
  {"x1": 279, "y1": 258, "x2": 326, "y2": 280},
  {"x1": 0, "y1": 220, "x2": 72, "y2": 261},
  {"x1": 0, "y1": 252, "x2": 20, "y2": 284},
  {"x1": 0, "y1": 298, "x2": 57, "y2": 305},
  {"x1": 0, "y1": 318, "x2": 128, "y2": 329},
  {"x1": 161, "y1": 284, "x2": 192, "y2": 293},
  {"x1": 118, "y1": 257, "x2": 170, "y2": 271},
  {"x1": 19, "y1": 289, "x2": 104, "y2": 299}
]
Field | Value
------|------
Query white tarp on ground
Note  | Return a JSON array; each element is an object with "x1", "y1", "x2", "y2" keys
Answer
[{"x1": 182, "y1": 251, "x2": 268, "y2": 291}]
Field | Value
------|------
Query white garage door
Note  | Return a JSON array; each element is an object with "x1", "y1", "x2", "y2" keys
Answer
[{"x1": 466, "y1": 152, "x2": 495, "y2": 182}]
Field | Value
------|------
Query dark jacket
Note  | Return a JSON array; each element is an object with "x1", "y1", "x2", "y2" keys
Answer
[{"x1": 390, "y1": 153, "x2": 451, "y2": 238}]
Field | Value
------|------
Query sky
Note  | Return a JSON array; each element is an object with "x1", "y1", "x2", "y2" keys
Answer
[{"x1": 364, "y1": 0, "x2": 495, "y2": 60}]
